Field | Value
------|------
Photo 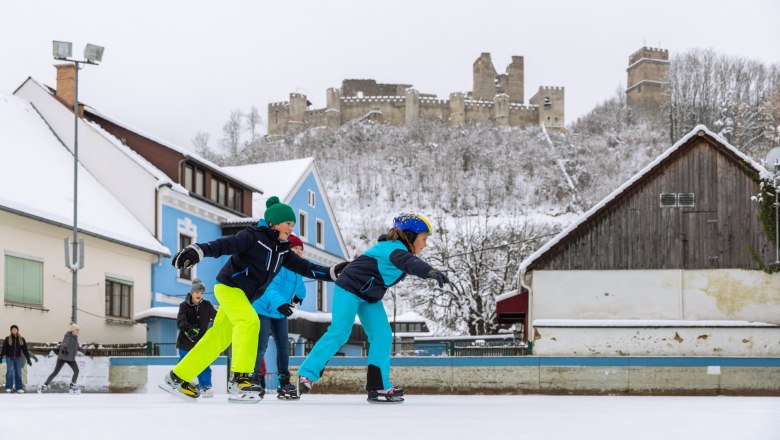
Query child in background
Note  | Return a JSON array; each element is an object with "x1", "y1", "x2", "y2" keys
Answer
[
  {"x1": 163, "y1": 196, "x2": 346, "y2": 403},
  {"x1": 297, "y1": 213, "x2": 449, "y2": 403},
  {"x1": 176, "y1": 278, "x2": 217, "y2": 397},
  {"x1": 40, "y1": 324, "x2": 84, "y2": 394},
  {"x1": 252, "y1": 233, "x2": 308, "y2": 400}
]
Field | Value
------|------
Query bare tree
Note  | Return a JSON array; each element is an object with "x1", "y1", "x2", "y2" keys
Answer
[
  {"x1": 220, "y1": 110, "x2": 244, "y2": 156},
  {"x1": 403, "y1": 217, "x2": 554, "y2": 335},
  {"x1": 192, "y1": 131, "x2": 211, "y2": 155},
  {"x1": 245, "y1": 106, "x2": 263, "y2": 143}
]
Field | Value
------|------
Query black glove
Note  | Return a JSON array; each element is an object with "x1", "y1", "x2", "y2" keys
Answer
[
  {"x1": 277, "y1": 303, "x2": 294, "y2": 317},
  {"x1": 171, "y1": 244, "x2": 203, "y2": 269},
  {"x1": 184, "y1": 326, "x2": 201, "y2": 342},
  {"x1": 31, "y1": 354, "x2": 39, "y2": 363},
  {"x1": 291, "y1": 296, "x2": 303, "y2": 305},
  {"x1": 329, "y1": 261, "x2": 349, "y2": 279},
  {"x1": 427, "y1": 270, "x2": 450, "y2": 288}
]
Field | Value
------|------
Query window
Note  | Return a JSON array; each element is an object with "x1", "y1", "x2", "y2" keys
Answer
[
  {"x1": 298, "y1": 210, "x2": 308, "y2": 240},
  {"x1": 316, "y1": 219, "x2": 324, "y2": 247},
  {"x1": 183, "y1": 165, "x2": 193, "y2": 191},
  {"x1": 4, "y1": 253, "x2": 43, "y2": 306},
  {"x1": 316, "y1": 280, "x2": 325, "y2": 311},
  {"x1": 660, "y1": 193, "x2": 677, "y2": 207},
  {"x1": 210, "y1": 178, "x2": 218, "y2": 202},
  {"x1": 228, "y1": 186, "x2": 235, "y2": 210},
  {"x1": 178, "y1": 234, "x2": 193, "y2": 280},
  {"x1": 308, "y1": 190, "x2": 316, "y2": 207},
  {"x1": 218, "y1": 181, "x2": 226, "y2": 205},
  {"x1": 105, "y1": 279, "x2": 132, "y2": 319},
  {"x1": 678, "y1": 193, "x2": 695, "y2": 208},
  {"x1": 195, "y1": 169, "x2": 205, "y2": 196},
  {"x1": 232, "y1": 187, "x2": 243, "y2": 212}
]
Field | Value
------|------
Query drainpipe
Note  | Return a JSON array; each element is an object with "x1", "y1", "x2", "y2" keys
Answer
[
  {"x1": 517, "y1": 266, "x2": 533, "y2": 349},
  {"x1": 152, "y1": 180, "x2": 172, "y2": 308}
]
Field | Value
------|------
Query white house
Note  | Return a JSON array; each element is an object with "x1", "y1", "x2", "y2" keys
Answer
[{"x1": 0, "y1": 92, "x2": 168, "y2": 343}]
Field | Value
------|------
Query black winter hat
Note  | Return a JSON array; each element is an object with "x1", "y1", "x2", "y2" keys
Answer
[{"x1": 10, "y1": 324, "x2": 18, "y2": 331}]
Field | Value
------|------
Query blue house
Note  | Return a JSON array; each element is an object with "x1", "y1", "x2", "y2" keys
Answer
[{"x1": 224, "y1": 159, "x2": 362, "y2": 379}]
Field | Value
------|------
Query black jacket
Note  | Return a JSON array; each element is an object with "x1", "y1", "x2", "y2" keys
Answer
[
  {"x1": 57, "y1": 331, "x2": 85, "y2": 362},
  {"x1": 1, "y1": 334, "x2": 32, "y2": 363},
  {"x1": 176, "y1": 294, "x2": 217, "y2": 351},
  {"x1": 198, "y1": 222, "x2": 336, "y2": 303}
]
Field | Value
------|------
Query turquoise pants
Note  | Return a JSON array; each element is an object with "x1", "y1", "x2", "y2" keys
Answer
[{"x1": 299, "y1": 286, "x2": 393, "y2": 389}]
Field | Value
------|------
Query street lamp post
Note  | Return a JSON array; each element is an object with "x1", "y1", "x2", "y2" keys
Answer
[{"x1": 52, "y1": 41, "x2": 104, "y2": 324}]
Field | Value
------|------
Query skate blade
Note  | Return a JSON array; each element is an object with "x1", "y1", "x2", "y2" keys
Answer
[
  {"x1": 158, "y1": 383, "x2": 198, "y2": 402},
  {"x1": 68, "y1": 390, "x2": 82, "y2": 395},
  {"x1": 367, "y1": 397, "x2": 405, "y2": 404},
  {"x1": 277, "y1": 394, "x2": 300, "y2": 400},
  {"x1": 228, "y1": 392, "x2": 263, "y2": 404}
]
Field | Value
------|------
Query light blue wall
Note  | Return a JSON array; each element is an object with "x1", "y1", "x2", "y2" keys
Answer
[
  {"x1": 287, "y1": 171, "x2": 346, "y2": 313},
  {"x1": 153, "y1": 204, "x2": 229, "y2": 307}
]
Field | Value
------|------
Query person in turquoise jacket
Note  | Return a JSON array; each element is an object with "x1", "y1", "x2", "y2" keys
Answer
[
  {"x1": 297, "y1": 213, "x2": 449, "y2": 403},
  {"x1": 252, "y1": 233, "x2": 307, "y2": 400}
]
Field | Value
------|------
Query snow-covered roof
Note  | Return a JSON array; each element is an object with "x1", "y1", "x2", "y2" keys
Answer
[
  {"x1": 520, "y1": 125, "x2": 768, "y2": 273},
  {"x1": 496, "y1": 290, "x2": 520, "y2": 302},
  {"x1": 83, "y1": 105, "x2": 263, "y2": 194},
  {"x1": 0, "y1": 93, "x2": 169, "y2": 256},
  {"x1": 133, "y1": 306, "x2": 179, "y2": 321},
  {"x1": 388, "y1": 311, "x2": 428, "y2": 322},
  {"x1": 223, "y1": 158, "x2": 314, "y2": 213},
  {"x1": 533, "y1": 319, "x2": 779, "y2": 327}
]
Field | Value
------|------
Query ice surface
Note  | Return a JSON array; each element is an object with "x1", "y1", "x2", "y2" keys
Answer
[{"x1": 3, "y1": 393, "x2": 779, "y2": 439}]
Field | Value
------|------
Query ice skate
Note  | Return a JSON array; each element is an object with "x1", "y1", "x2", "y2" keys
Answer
[
  {"x1": 297, "y1": 376, "x2": 313, "y2": 396},
  {"x1": 16, "y1": 389, "x2": 25, "y2": 394},
  {"x1": 68, "y1": 383, "x2": 81, "y2": 395},
  {"x1": 199, "y1": 386, "x2": 214, "y2": 398},
  {"x1": 38, "y1": 384, "x2": 49, "y2": 394},
  {"x1": 5, "y1": 389, "x2": 11, "y2": 393},
  {"x1": 159, "y1": 370, "x2": 199, "y2": 401},
  {"x1": 277, "y1": 383, "x2": 299, "y2": 400},
  {"x1": 367, "y1": 387, "x2": 405, "y2": 404},
  {"x1": 228, "y1": 373, "x2": 264, "y2": 404}
]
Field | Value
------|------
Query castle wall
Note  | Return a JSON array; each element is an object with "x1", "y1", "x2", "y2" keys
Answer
[
  {"x1": 418, "y1": 98, "x2": 450, "y2": 123},
  {"x1": 268, "y1": 102, "x2": 290, "y2": 134},
  {"x1": 626, "y1": 47, "x2": 669, "y2": 109},
  {"x1": 464, "y1": 100, "x2": 494, "y2": 124},
  {"x1": 339, "y1": 97, "x2": 406, "y2": 125},
  {"x1": 341, "y1": 79, "x2": 412, "y2": 98},
  {"x1": 508, "y1": 104, "x2": 539, "y2": 127},
  {"x1": 530, "y1": 86, "x2": 565, "y2": 129}
]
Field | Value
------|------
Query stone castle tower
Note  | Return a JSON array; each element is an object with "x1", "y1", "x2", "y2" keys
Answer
[
  {"x1": 626, "y1": 47, "x2": 669, "y2": 109},
  {"x1": 268, "y1": 53, "x2": 564, "y2": 135}
]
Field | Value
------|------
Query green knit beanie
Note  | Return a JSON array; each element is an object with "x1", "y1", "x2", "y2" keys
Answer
[{"x1": 264, "y1": 196, "x2": 296, "y2": 226}]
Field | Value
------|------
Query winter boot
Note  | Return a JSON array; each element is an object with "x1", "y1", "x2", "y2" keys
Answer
[
  {"x1": 16, "y1": 389, "x2": 25, "y2": 394},
  {"x1": 297, "y1": 376, "x2": 313, "y2": 396},
  {"x1": 227, "y1": 373, "x2": 264, "y2": 404},
  {"x1": 199, "y1": 386, "x2": 214, "y2": 398},
  {"x1": 68, "y1": 383, "x2": 81, "y2": 395},
  {"x1": 158, "y1": 370, "x2": 199, "y2": 401}
]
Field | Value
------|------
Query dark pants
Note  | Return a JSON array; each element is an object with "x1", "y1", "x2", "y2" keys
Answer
[
  {"x1": 5, "y1": 357, "x2": 24, "y2": 390},
  {"x1": 254, "y1": 314, "x2": 290, "y2": 388},
  {"x1": 45, "y1": 359, "x2": 79, "y2": 385}
]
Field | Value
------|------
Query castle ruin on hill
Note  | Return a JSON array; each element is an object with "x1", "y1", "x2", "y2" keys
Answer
[{"x1": 267, "y1": 53, "x2": 565, "y2": 134}]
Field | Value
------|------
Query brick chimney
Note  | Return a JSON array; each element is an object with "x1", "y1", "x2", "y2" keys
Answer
[{"x1": 55, "y1": 64, "x2": 83, "y2": 117}]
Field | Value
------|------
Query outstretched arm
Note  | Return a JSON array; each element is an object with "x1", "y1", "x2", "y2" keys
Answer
[{"x1": 282, "y1": 252, "x2": 344, "y2": 282}]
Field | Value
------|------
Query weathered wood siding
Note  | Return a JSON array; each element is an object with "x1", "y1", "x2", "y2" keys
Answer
[{"x1": 536, "y1": 136, "x2": 773, "y2": 270}]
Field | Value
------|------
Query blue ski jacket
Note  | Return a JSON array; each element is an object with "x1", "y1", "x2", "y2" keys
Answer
[
  {"x1": 197, "y1": 220, "x2": 334, "y2": 303},
  {"x1": 252, "y1": 267, "x2": 306, "y2": 319},
  {"x1": 335, "y1": 235, "x2": 433, "y2": 303}
]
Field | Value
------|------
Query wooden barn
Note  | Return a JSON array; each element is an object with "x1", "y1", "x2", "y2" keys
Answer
[{"x1": 519, "y1": 126, "x2": 780, "y2": 357}]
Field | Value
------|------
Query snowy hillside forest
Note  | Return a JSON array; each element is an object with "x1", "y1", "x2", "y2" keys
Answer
[{"x1": 196, "y1": 49, "x2": 779, "y2": 335}]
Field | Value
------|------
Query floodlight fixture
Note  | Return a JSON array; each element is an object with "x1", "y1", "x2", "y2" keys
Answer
[
  {"x1": 84, "y1": 43, "x2": 104, "y2": 64},
  {"x1": 52, "y1": 41, "x2": 72, "y2": 60}
]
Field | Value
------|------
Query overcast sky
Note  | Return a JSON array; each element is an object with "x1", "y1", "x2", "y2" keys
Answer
[{"x1": 2, "y1": 0, "x2": 778, "y2": 151}]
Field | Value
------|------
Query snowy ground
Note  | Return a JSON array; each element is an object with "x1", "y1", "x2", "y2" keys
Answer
[{"x1": 3, "y1": 393, "x2": 779, "y2": 439}]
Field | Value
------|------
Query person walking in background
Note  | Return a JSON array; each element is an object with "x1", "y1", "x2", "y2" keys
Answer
[
  {"x1": 297, "y1": 213, "x2": 450, "y2": 404},
  {"x1": 162, "y1": 196, "x2": 347, "y2": 403},
  {"x1": 40, "y1": 324, "x2": 85, "y2": 394},
  {"x1": 252, "y1": 233, "x2": 307, "y2": 400},
  {"x1": 1, "y1": 324, "x2": 35, "y2": 393},
  {"x1": 176, "y1": 277, "x2": 217, "y2": 398}
]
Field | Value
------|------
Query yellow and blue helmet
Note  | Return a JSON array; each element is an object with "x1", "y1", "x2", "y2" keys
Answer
[{"x1": 392, "y1": 213, "x2": 432, "y2": 235}]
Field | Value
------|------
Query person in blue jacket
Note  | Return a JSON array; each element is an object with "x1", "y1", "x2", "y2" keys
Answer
[
  {"x1": 297, "y1": 213, "x2": 449, "y2": 403},
  {"x1": 252, "y1": 233, "x2": 307, "y2": 400},
  {"x1": 163, "y1": 196, "x2": 346, "y2": 403}
]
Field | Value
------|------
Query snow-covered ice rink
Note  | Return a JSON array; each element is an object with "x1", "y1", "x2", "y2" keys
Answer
[{"x1": 4, "y1": 393, "x2": 779, "y2": 439}]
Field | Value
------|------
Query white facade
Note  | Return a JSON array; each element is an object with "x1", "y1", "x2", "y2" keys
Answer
[{"x1": 1, "y1": 210, "x2": 155, "y2": 343}]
